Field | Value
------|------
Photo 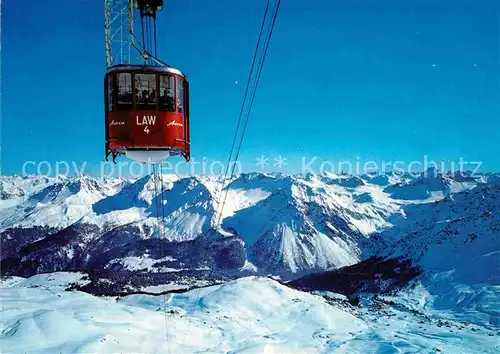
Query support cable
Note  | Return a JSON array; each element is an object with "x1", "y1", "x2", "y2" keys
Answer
[
  {"x1": 214, "y1": 0, "x2": 272, "y2": 225},
  {"x1": 214, "y1": 0, "x2": 281, "y2": 227}
]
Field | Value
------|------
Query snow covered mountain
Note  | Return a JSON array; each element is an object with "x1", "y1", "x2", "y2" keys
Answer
[
  {"x1": 379, "y1": 184, "x2": 500, "y2": 326},
  {"x1": 222, "y1": 173, "x2": 400, "y2": 276},
  {"x1": 0, "y1": 170, "x2": 498, "y2": 280},
  {"x1": 382, "y1": 169, "x2": 478, "y2": 200}
]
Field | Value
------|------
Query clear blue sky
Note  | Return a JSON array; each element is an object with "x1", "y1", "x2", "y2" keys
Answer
[{"x1": 2, "y1": 0, "x2": 499, "y2": 176}]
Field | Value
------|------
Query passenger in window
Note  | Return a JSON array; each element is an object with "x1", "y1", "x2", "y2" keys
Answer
[
  {"x1": 177, "y1": 97, "x2": 183, "y2": 113},
  {"x1": 121, "y1": 90, "x2": 128, "y2": 102},
  {"x1": 161, "y1": 89, "x2": 175, "y2": 111},
  {"x1": 149, "y1": 89, "x2": 156, "y2": 104},
  {"x1": 142, "y1": 90, "x2": 149, "y2": 104},
  {"x1": 168, "y1": 96, "x2": 174, "y2": 111},
  {"x1": 135, "y1": 89, "x2": 140, "y2": 104},
  {"x1": 159, "y1": 90, "x2": 165, "y2": 107}
]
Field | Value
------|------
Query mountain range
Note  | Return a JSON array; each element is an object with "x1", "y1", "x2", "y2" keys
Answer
[
  {"x1": 1, "y1": 170, "x2": 498, "y2": 280},
  {"x1": 1, "y1": 169, "x2": 499, "y2": 352}
]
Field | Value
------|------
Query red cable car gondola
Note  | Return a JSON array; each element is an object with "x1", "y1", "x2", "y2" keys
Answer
[
  {"x1": 105, "y1": 64, "x2": 190, "y2": 163},
  {"x1": 104, "y1": 0, "x2": 190, "y2": 164}
]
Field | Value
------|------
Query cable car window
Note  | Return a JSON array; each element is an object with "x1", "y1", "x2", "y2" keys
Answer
[
  {"x1": 135, "y1": 73, "x2": 157, "y2": 108},
  {"x1": 116, "y1": 73, "x2": 132, "y2": 108},
  {"x1": 107, "y1": 74, "x2": 114, "y2": 112},
  {"x1": 176, "y1": 77, "x2": 184, "y2": 113},
  {"x1": 159, "y1": 75, "x2": 175, "y2": 112}
]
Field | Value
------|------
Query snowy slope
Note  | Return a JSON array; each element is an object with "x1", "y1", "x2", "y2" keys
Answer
[
  {"x1": 360, "y1": 171, "x2": 414, "y2": 187},
  {"x1": 0, "y1": 175, "x2": 118, "y2": 231},
  {"x1": 383, "y1": 185, "x2": 499, "y2": 273},
  {"x1": 1, "y1": 272, "x2": 498, "y2": 353},
  {"x1": 378, "y1": 185, "x2": 500, "y2": 326},
  {"x1": 223, "y1": 174, "x2": 401, "y2": 276},
  {"x1": 383, "y1": 169, "x2": 477, "y2": 201}
]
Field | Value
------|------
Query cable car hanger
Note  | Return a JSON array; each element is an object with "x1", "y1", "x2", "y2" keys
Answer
[{"x1": 131, "y1": 0, "x2": 166, "y2": 66}]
